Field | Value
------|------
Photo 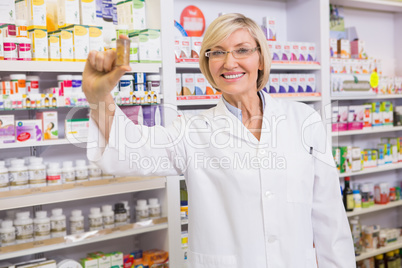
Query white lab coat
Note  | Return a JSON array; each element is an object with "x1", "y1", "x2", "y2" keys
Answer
[{"x1": 87, "y1": 91, "x2": 355, "y2": 268}]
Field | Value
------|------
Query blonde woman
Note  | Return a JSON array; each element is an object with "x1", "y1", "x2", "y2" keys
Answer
[{"x1": 83, "y1": 13, "x2": 355, "y2": 268}]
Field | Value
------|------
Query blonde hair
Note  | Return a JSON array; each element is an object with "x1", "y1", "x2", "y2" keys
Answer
[{"x1": 199, "y1": 13, "x2": 271, "y2": 92}]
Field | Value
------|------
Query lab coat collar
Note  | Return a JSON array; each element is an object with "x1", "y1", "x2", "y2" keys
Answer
[{"x1": 208, "y1": 91, "x2": 285, "y2": 145}]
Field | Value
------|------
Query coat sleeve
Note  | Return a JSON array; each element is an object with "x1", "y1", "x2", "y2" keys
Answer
[
  {"x1": 87, "y1": 105, "x2": 187, "y2": 177},
  {"x1": 305, "y1": 111, "x2": 356, "y2": 267}
]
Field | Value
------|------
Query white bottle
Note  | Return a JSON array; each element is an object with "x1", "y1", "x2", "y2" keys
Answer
[
  {"x1": 28, "y1": 157, "x2": 47, "y2": 187},
  {"x1": 121, "y1": 201, "x2": 131, "y2": 223},
  {"x1": 135, "y1": 199, "x2": 149, "y2": 222},
  {"x1": 0, "y1": 220, "x2": 16, "y2": 246},
  {"x1": 4, "y1": 158, "x2": 17, "y2": 168},
  {"x1": 102, "y1": 205, "x2": 115, "y2": 229},
  {"x1": 14, "y1": 211, "x2": 34, "y2": 243},
  {"x1": 0, "y1": 161, "x2": 10, "y2": 192},
  {"x1": 50, "y1": 208, "x2": 66, "y2": 237},
  {"x1": 88, "y1": 207, "x2": 103, "y2": 231},
  {"x1": 353, "y1": 190, "x2": 362, "y2": 210},
  {"x1": 75, "y1": 160, "x2": 88, "y2": 182},
  {"x1": 148, "y1": 198, "x2": 161, "y2": 219},
  {"x1": 47, "y1": 163, "x2": 62, "y2": 185},
  {"x1": 9, "y1": 159, "x2": 29, "y2": 190},
  {"x1": 88, "y1": 162, "x2": 102, "y2": 181},
  {"x1": 69, "y1": 210, "x2": 84, "y2": 235},
  {"x1": 33, "y1": 211, "x2": 51, "y2": 240},
  {"x1": 62, "y1": 161, "x2": 75, "y2": 184}
]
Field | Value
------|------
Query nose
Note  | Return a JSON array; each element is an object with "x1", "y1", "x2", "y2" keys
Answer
[{"x1": 223, "y1": 52, "x2": 239, "y2": 69}]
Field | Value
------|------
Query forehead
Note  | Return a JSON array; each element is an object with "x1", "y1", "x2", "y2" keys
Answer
[{"x1": 214, "y1": 28, "x2": 257, "y2": 48}]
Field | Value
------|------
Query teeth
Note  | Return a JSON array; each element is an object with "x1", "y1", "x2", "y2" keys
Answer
[{"x1": 223, "y1": 74, "x2": 244, "y2": 79}]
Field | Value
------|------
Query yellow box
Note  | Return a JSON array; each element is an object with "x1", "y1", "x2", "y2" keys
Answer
[
  {"x1": 63, "y1": 25, "x2": 89, "y2": 62},
  {"x1": 48, "y1": 35, "x2": 60, "y2": 61},
  {"x1": 89, "y1": 26, "x2": 103, "y2": 52},
  {"x1": 57, "y1": 0, "x2": 80, "y2": 28},
  {"x1": 80, "y1": 0, "x2": 97, "y2": 26},
  {"x1": 53, "y1": 29, "x2": 74, "y2": 61},
  {"x1": 27, "y1": 0, "x2": 47, "y2": 30},
  {"x1": 28, "y1": 28, "x2": 48, "y2": 61}
]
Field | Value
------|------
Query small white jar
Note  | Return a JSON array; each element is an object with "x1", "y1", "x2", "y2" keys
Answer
[
  {"x1": 0, "y1": 161, "x2": 10, "y2": 192},
  {"x1": 69, "y1": 210, "x2": 84, "y2": 235},
  {"x1": 62, "y1": 161, "x2": 75, "y2": 184},
  {"x1": 88, "y1": 207, "x2": 103, "y2": 231},
  {"x1": 14, "y1": 211, "x2": 34, "y2": 243},
  {"x1": 148, "y1": 198, "x2": 161, "y2": 219},
  {"x1": 9, "y1": 159, "x2": 29, "y2": 190},
  {"x1": 102, "y1": 205, "x2": 115, "y2": 229},
  {"x1": 88, "y1": 162, "x2": 102, "y2": 181},
  {"x1": 75, "y1": 160, "x2": 88, "y2": 182},
  {"x1": 47, "y1": 162, "x2": 62, "y2": 185},
  {"x1": 28, "y1": 157, "x2": 47, "y2": 187},
  {"x1": 0, "y1": 220, "x2": 16, "y2": 246},
  {"x1": 135, "y1": 199, "x2": 149, "y2": 222},
  {"x1": 34, "y1": 211, "x2": 51, "y2": 240},
  {"x1": 50, "y1": 208, "x2": 66, "y2": 237}
]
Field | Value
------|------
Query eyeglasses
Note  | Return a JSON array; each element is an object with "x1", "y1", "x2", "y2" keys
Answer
[{"x1": 205, "y1": 47, "x2": 260, "y2": 60}]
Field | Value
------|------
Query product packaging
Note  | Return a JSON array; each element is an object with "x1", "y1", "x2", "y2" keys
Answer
[
  {"x1": 194, "y1": 74, "x2": 206, "y2": 95},
  {"x1": 340, "y1": 146, "x2": 352, "y2": 173},
  {"x1": 269, "y1": 74, "x2": 279, "y2": 93},
  {"x1": 191, "y1": 37, "x2": 202, "y2": 58},
  {"x1": 347, "y1": 105, "x2": 364, "y2": 130},
  {"x1": 48, "y1": 35, "x2": 60, "y2": 61},
  {"x1": 80, "y1": 0, "x2": 96, "y2": 26},
  {"x1": 57, "y1": 0, "x2": 80, "y2": 28},
  {"x1": 27, "y1": 0, "x2": 47, "y2": 29},
  {"x1": 182, "y1": 74, "x2": 195, "y2": 95},
  {"x1": 262, "y1": 17, "x2": 276, "y2": 41},
  {"x1": 15, "y1": 119, "x2": 42, "y2": 142},
  {"x1": 36, "y1": 111, "x2": 58, "y2": 140},
  {"x1": 28, "y1": 28, "x2": 48, "y2": 61},
  {"x1": 62, "y1": 25, "x2": 89, "y2": 62},
  {"x1": 65, "y1": 118, "x2": 89, "y2": 141},
  {"x1": 338, "y1": 39, "x2": 350, "y2": 59},
  {"x1": 89, "y1": 26, "x2": 103, "y2": 52},
  {"x1": 0, "y1": 115, "x2": 15, "y2": 143},
  {"x1": 176, "y1": 73, "x2": 182, "y2": 96}
]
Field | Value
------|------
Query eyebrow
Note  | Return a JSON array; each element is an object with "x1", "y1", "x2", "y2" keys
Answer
[{"x1": 212, "y1": 42, "x2": 253, "y2": 49}]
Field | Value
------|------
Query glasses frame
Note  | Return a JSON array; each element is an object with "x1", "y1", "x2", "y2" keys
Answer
[{"x1": 205, "y1": 47, "x2": 260, "y2": 60}]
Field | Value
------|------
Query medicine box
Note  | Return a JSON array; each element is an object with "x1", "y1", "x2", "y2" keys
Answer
[
  {"x1": 80, "y1": 258, "x2": 98, "y2": 268},
  {"x1": 307, "y1": 43, "x2": 316, "y2": 61},
  {"x1": 133, "y1": 29, "x2": 161, "y2": 63},
  {"x1": 28, "y1": 28, "x2": 48, "y2": 61},
  {"x1": 0, "y1": 115, "x2": 15, "y2": 144},
  {"x1": 206, "y1": 81, "x2": 216, "y2": 95},
  {"x1": 305, "y1": 74, "x2": 316, "y2": 93},
  {"x1": 269, "y1": 74, "x2": 279, "y2": 93},
  {"x1": 332, "y1": 147, "x2": 340, "y2": 171},
  {"x1": 279, "y1": 74, "x2": 288, "y2": 93},
  {"x1": 63, "y1": 25, "x2": 89, "y2": 62},
  {"x1": 54, "y1": 29, "x2": 74, "y2": 61},
  {"x1": 15, "y1": 119, "x2": 43, "y2": 142},
  {"x1": 176, "y1": 73, "x2": 182, "y2": 96},
  {"x1": 381, "y1": 101, "x2": 393, "y2": 127},
  {"x1": 27, "y1": 0, "x2": 47, "y2": 29},
  {"x1": 179, "y1": 36, "x2": 191, "y2": 59},
  {"x1": 194, "y1": 74, "x2": 206, "y2": 95},
  {"x1": 297, "y1": 75, "x2": 306, "y2": 93},
  {"x1": 351, "y1": 40, "x2": 366, "y2": 59},
  {"x1": 332, "y1": 106, "x2": 348, "y2": 132},
  {"x1": 371, "y1": 102, "x2": 383, "y2": 127},
  {"x1": 351, "y1": 147, "x2": 362, "y2": 172},
  {"x1": 282, "y1": 42, "x2": 291, "y2": 61},
  {"x1": 337, "y1": 39, "x2": 350, "y2": 59},
  {"x1": 65, "y1": 118, "x2": 89, "y2": 141},
  {"x1": 48, "y1": 35, "x2": 60, "y2": 61},
  {"x1": 80, "y1": 0, "x2": 96, "y2": 26},
  {"x1": 174, "y1": 37, "x2": 181, "y2": 61},
  {"x1": 340, "y1": 146, "x2": 352, "y2": 173},
  {"x1": 299, "y1": 43, "x2": 308, "y2": 61},
  {"x1": 272, "y1": 42, "x2": 282, "y2": 61},
  {"x1": 36, "y1": 111, "x2": 58, "y2": 140},
  {"x1": 191, "y1": 37, "x2": 202, "y2": 58},
  {"x1": 1, "y1": 0, "x2": 16, "y2": 24},
  {"x1": 290, "y1": 42, "x2": 299, "y2": 61},
  {"x1": 108, "y1": 251, "x2": 124, "y2": 268},
  {"x1": 57, "y1": 0, "x2": 80, "y2": 28},
  {"x1": 262, "y1": 17, "x2": 276, "y2": 41},
  {"x1": 347, "y1": 105, "x2": 364, "y2": 130},
  {"x1": 363, "y1": 104, "x2": 372, "y2": 129},
  {"x1": 182, "y1": 74, "x2": 195, "y2": 95},
  {"x1": 15, "y1": 0, "x2": 28, "y2": 21},
  {"x1": 89, "y1": 26, "x2": 103, "y2": 52},
  {"x1": 288, "y1": 74, "x2": 298, "y2": 93}
]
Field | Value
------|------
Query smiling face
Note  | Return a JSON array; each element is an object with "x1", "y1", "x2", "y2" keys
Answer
[{"x1": 208, "y1": 28, "x2": 262, "y2": 97}]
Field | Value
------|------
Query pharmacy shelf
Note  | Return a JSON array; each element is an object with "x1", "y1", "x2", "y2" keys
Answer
[
  {"x1": 0, "y1": 219, "x2": 168, "y2": 260},
  {"x1": 176, "y1": 62, "x2": 321, "y2": 70},
  {"x1": 331, "y1": 94, "x2": 402, "y2": 100},
  {"x1": 355, "y1": 240, "x2": 402, "y2": 262},
  {"x1": 176, "y1": 93, "x2": 322, "y2": 106},
  {"x1": 331, "y1": 0, "x2": 402, "y2": 13},
  {"x1": 331, "y1": 126, "x2": 402, "y2": 136},
  {"x1": 346, "y1": 200, "x2": 402, "y2": 217},
  {"x1": 338, "y1": 162, "x2": 402, "y2": 178},
  {"x1": 0, "y1": 61, "x2": 162, "y2": 73},
  {"x1": 0, "y1": 176, "x2": 166, "y2": 210},
  {"x1": 181, "y1": 219, "x2": 188, "y2": 225},
  {"x1": 0, "y1": 138, "x2": 86, "y2": 149}
]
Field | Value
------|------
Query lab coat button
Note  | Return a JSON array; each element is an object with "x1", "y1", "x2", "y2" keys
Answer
[
  {"x1": 268, "y1": 236, "x2": 276, "y2": 243},
  {"x1": 260, "y1": 149, "x2": 266, "y2": 155},
  {"x1": 265, "y1": 191, "x2": 274, "y2": 199}
]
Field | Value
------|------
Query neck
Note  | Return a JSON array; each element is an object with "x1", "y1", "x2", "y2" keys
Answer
[{"x1": 222, "y1": 90, "x2": 263, "y2": 118}]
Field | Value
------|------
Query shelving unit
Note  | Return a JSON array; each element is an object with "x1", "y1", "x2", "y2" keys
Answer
[
  {"x1": 0, "y1": 138, "x2": 86, "y2": 149},
  {"x1": 331, "y1": 94, "x2": 402, "y2": 101},
  {"x1": 338, "y1": 163, "x2": 402, "y2": 178},
  {"x1": 331, "y1": 126, "x2": 402, "y2": 136},
  {"x1": 355, "y1": 241, "x2": 402, "y2": 262},
  {"x1": 346, "y1": 200, "x2": 402, "y2": 217},
  {"x1": 0, "y1": 219, "x2": 168, "y2": 260},
  {"x1": 176, "y1": 62, "x2": 321, "y2": 71},
  {"x1": 330, "y1": 0, "x2": 402, "y2": 13}
]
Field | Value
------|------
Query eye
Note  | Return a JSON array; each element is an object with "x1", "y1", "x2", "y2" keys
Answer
[
  {"x1": 211, "y1": 50, "x2": 226, "y2": 56},
  {"x1": 236, "y1": 48, "x2": 250, "y2": 54}
]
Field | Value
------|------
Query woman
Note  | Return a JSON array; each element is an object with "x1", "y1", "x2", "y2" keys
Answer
[{"x1": 83, "y1": 13, "x2": 355, "y2": 268}]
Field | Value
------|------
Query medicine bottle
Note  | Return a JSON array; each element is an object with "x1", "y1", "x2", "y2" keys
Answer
[
  {"x1": 26, "y1": 75, "x2": 39, "y2": 94},
  {"x1": 146, "y1": 75, "x2": 161, "y2": 93},
  {"x1": 88, "y1": 162, "x2": 102, "y2": 181},
  {"x1": 0, "y1": 220, "x2": 16, "y2": 246},
  {"x1": 135, "y1": 199, "x2": 149, "y2": 222},
  {"x1": 89, "y1": 207, "x2": 103, "y2": 231},
  {"x1": 119, "y1": 75, "x2": 134, "y2": 93},
  {"x1": 47, "y1": 162, "x2": 62, "y2": 185},
  {"x1": 120, "y1": 201, "x2": 131, "y2": 223},
  {"x1": 62, "y1": 161, "x2": 75, "y2": 184},
  {"x1": 0, "y1": 161, "x2": 10, "y2": 192},
  {"x1": 57, "y1": 75, "x2": 73, "y2": 96},
  {"x1": 50, "y1": 208, "x2": 66, "y2": 237},
  {"x1": 115, "y1": 38, "x2": 130, "y2": 67},
  {"x1": 75, "y1": 160, "x2": 88, "y2": 182},
  {"x1": 69, "y1": 210, "x2": 84, "y2": 235},
  {"x1": 114, "y1": 203, "x2": 127, "y2": 226},
  {"x1": 33, "y1": 211, "x2": 51, "y2": 241},
  {"x1": 14, "y1": 211, "x2": 34, "y2": 243},
  {"x1": 17, "y1": 37, "x2": 31, "y2": 61},
  {"x1": 375, "y1": 254, "x2": 385, "y2": 268},
  {"x1": 148, "y1": 198, "x2": 161, "y2": 219},
  {"x1": 28, "y1": 157, "x2": 47, "y2": 187},
  {"x1": 102, "y1": 205, "x2": 115, "y2": 229},
  {"x1": 72, "y1": 75, "x2": 83, "y2": 93},
  {"x1": 9, "y1": 159, "x2": 29, "y2": 190},
  {"x1": 10, "y1": 74, "x2": 27, "y2": 94},
  {"x1": 353, "y1": 190, "x2": 362, "y2": 210}
]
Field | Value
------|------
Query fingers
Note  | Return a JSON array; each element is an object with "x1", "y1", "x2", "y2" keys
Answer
[
  {"x1": 107, "y1": 65, "x2": 131, "y2": 87},
  {"x1": 95, "y1": 52, "x2": 105, "y2": 72},
  {"x1": 119, "y1": 34, "x2": 129, "y2": 40},
  {"x1": 103, "y1": 50, "x2": 116, "y2": 72}
]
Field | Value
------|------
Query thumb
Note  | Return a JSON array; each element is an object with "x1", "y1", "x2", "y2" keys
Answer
[{"x1": 106, "y1": 65, "x2": 132, "y2": 87}]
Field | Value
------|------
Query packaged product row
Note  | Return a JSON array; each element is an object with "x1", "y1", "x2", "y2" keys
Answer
[
  {"x1": 330, "y1": 38, "x2": 368, "y2": 60},
  {"x1": 333, "y1": 140, "x2": 402, "y2": 174},
  {"x1": 181, "y1": 230, "x2": 188, "y2": 263},
  {"x1": 330, "y1": 58, "x2": 383, "y2": 75},
  {"x1": 176, "y1": 73, "x2": 219, "y2": 96},
  {"x1": 267, "y1": 73, "x2": 316, "y2": 94},
  {"x1": 0, "y1": 156, "x2": 112, "y2": 191},
  {"x1": 342, "y1": 177, "x2": 401, "y2": 213},
  {"x1": 174, "y1": 36, "x2": 317, "y2": 63},
  {"x1": 0, "y1": 198, "x2": 161, "y2": 246},
  {"x1": 332, "y1": 103, "x2": 398, "y2": 132},
  {"x1": 0, "y1": 249, "x2": 168, "y2": 268}
]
